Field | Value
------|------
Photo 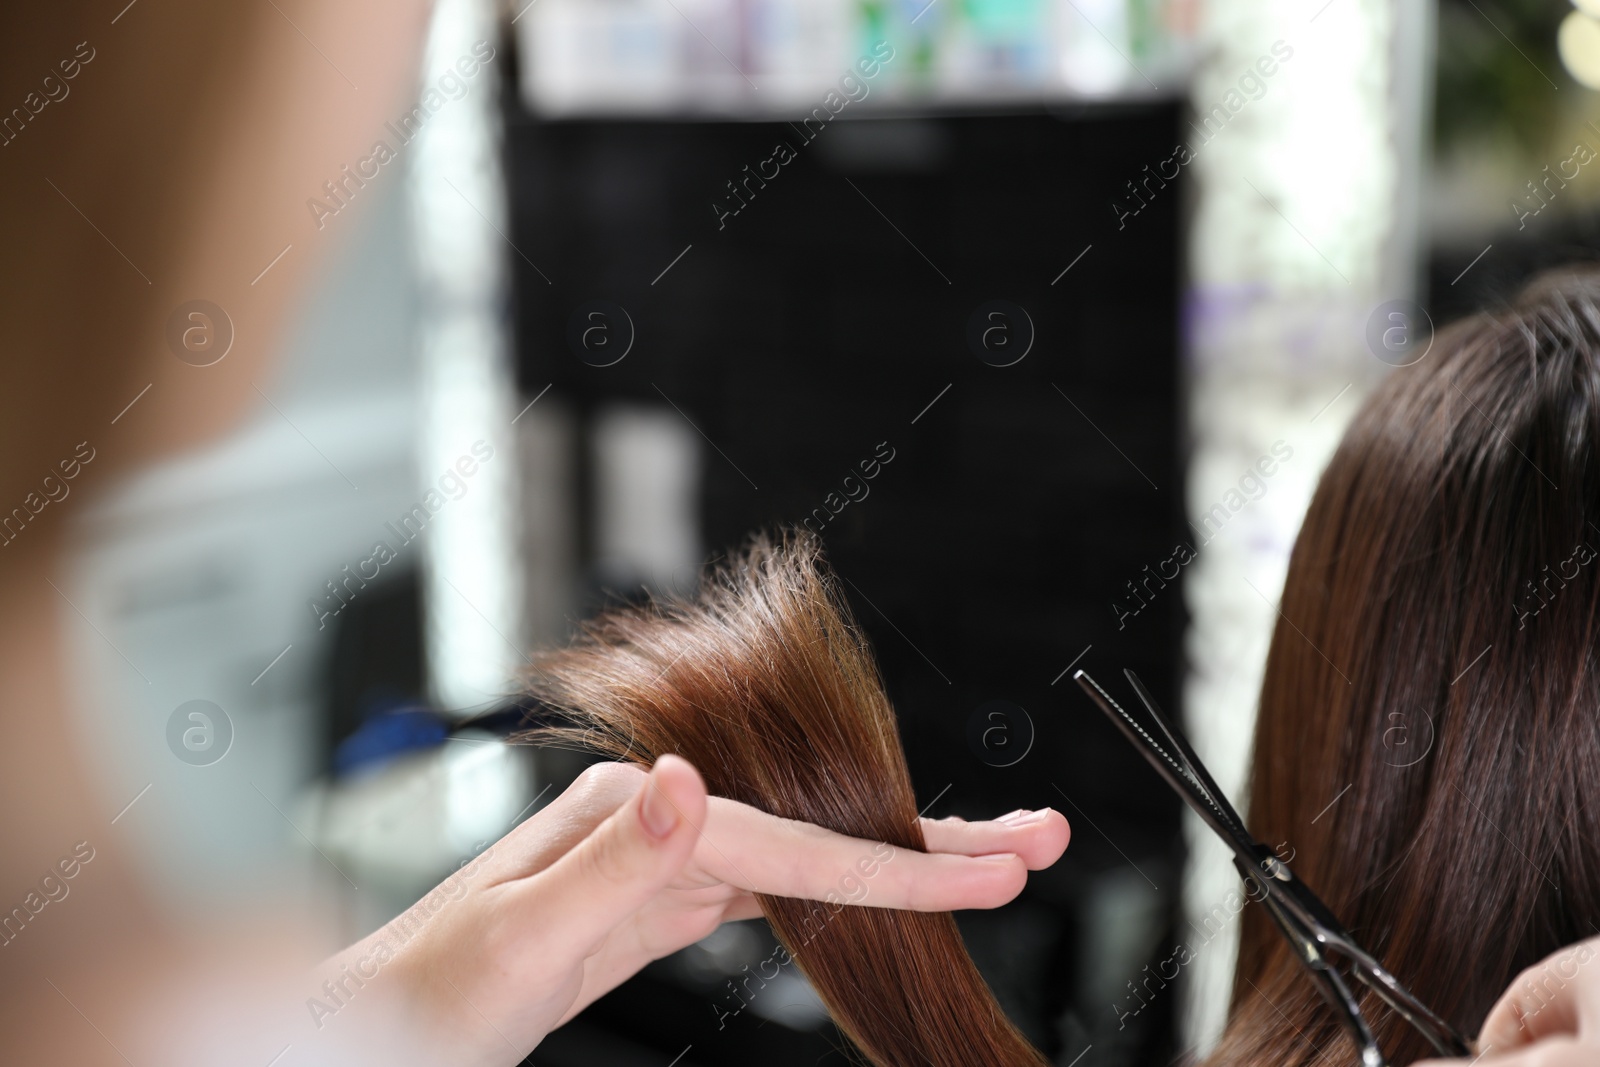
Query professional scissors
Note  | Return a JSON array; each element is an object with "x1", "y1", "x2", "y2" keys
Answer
[{"x1": 1072, "y1": 669, "x2": 1473, "y2": 1066}]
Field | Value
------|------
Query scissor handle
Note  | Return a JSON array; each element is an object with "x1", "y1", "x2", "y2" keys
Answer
[
  {"x1": 1242, "y1": 861, "x2": 1388, "y2": 1066},
  {"x1": 1339, "y1": 939, "x2": 1474, "y2": 1057},
  {"x1": 1242, "y1": 860, "x2": 1473, "y2": 1060}
]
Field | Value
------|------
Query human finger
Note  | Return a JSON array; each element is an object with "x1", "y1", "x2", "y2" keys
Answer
[
  {"x1": 1478, "y1": 939, "x2": 1600, "y2": 1052},
  {"x1": 1414, "y1": 1035, "x2": 1585, "y2": 1066},
  {"x1": 471, "y1": 761, "x2": 649, "y2": 887},
  {"x1": 918, "y1": 808, "x2": 1070, "y2": 870},
  {"x1": 689, "y1": 795, "x2": 1030, "y2": 912},
  {"x1": 517, "y1": 754, "x2": 707, "y2": 961}
]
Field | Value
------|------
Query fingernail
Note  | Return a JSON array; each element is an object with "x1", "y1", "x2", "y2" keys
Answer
[
  {"x1": 640, "y1": 776, "x2": 678, "y2": 840},
  {"x1": 998, "y1": 808, "x2": 1050, "y2": 826},
  {"x1": 979, "y1": 852, "x2": 1020, "y2": 864}
]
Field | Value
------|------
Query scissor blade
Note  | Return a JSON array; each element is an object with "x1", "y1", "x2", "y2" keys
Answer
[
  {"x1": 1073, "y1": 671, "x2": 1263, "y2": 864},
  {"x1": 1123, "y1": 669, "x2": 1252, "y2": 833}
]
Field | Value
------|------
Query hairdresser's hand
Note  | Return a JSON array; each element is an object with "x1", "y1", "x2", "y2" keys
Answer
[
  {"x1": 348, "y1": 756, "x2": 1067, "y2": 1067},
  {"x1": 1414, "y1": 936, "x2": 1600, "y2": 1066}
]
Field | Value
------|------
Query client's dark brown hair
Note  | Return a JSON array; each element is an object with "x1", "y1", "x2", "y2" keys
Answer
[
  {"x1": 1207, "y1": 268, "x2": 1600, "y2": 1065},
  {"x1": 522, "y1": 532, "x2": 1047, "y2": 1067}
]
